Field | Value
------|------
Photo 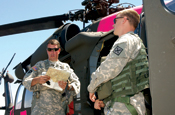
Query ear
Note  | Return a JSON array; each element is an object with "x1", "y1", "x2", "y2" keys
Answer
[
  {"x1": 122, "y1": 17, "x2": 127, "y2": 24},
  {"x1": 58, "y1": 48, "x2": 61, "y2": 52},
  {"x1": 122, "y1": 19, "x2": 126, "y2": 23}
]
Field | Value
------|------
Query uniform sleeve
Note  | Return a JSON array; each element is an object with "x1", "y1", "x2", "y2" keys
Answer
[
  {"x1": 65, "y1": 64, "x2": 80, "y2": 95},
  {"x1": 22, "y1": 62, "x2": 42, "y2": 92},
  {"x1": 88, "y1": 37, "x2": 133, "y2": 93}
]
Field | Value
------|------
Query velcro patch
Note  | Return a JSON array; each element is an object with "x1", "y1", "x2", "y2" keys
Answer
[
  {"x1": 32, "y1": 66, "x2": 38, "y2": 71},
  {"x1": 113, "y1": 46, "x2": 123, "y2": 56}
]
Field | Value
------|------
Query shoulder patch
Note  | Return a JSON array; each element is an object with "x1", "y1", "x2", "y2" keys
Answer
[
  {"x1": 32, "y1": 66, "x2": 38, "y2": 71},
  {"x1": 113, "y1": 46, "x2": 123, "y2": 56}
]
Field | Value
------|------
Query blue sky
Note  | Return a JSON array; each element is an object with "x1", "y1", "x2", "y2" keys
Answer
[{"x1": 0, "y1": 0, "x2": 142, "y2": 114}]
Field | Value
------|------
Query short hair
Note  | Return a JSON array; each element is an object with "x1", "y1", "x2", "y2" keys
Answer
[
  {"x1": 47, "y1": 39, "x2": 60, "y2": 48},
  {"x1": 117, "y1": 9, "x2": 140, "y2": 29}
]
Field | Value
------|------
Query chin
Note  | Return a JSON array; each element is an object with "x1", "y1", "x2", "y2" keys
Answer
[{"x1": 113, "y1": 32, "x2": 118, "y2": 36}]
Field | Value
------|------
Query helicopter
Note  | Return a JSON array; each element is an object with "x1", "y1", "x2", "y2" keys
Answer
[{"x1": 0, "y1": 0, "x2": 175, "y2": 115}]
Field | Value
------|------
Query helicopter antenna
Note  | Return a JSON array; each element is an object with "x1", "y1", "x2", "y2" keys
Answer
[
  {"x1": 117, "y1": 2, "x2": 136, "y2": 8},
  {"x1": 0, "y1": 53, "x2": 16, "y2": 85}
]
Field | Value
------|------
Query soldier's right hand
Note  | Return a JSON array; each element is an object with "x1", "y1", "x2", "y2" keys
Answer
[
  {"x1": 94, "y1": 99, "x2": 105, "y2": 110},
  {"x1": 37, "y1": 75, "x2": 50, "y2": 84},
  {"x1": 31, "y1": 75, "x2": 50, "y2": 87},
  {"x1": 94, "y1": 99, "x2": 101, "y2": 110}
]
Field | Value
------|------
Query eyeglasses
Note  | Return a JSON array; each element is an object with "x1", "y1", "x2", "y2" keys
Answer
[
  {"x1": 113, "y1": 17, "x2": 129, "y2": 24},
  {"x1": 47, "y1": 48, "x2": 59, "y2": 51}
]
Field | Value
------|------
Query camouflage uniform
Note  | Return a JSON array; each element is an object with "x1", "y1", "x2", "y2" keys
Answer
[
  {"x1": 88, "y1": 32, "x2": 146, "y2": 115},
  {"x1": 23, "y1": 59, "x2": 80, "y2": 115}
]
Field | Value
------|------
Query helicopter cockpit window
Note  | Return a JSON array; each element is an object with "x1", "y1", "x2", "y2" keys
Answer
[
  {"x1": 15, "y1": 84, "x2": 24, "y2": 110},
  {"x1": 24, "y1": 89, "x2": 33, "y2": 108},
  {"x1": 162, "y1": 0, "x2": 175, "y2": 14}
]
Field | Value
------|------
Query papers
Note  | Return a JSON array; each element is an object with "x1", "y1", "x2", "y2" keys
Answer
[
  {"x1": 46, "y1": 67, "x2": 70, "y2": 82},
  {"x1": 42, "y1": 67, "x2": 70, "y2": 91}
]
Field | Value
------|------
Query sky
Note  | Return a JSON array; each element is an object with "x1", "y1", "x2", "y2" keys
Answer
[{"x1": 0, "y1": 0, "x2": 142, "y2": 114}]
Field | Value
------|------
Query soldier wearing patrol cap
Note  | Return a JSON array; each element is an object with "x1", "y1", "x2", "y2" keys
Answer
[
  {"x1": 23, "y1": 39, "x2": 80, "y2": 115},
  {"x1": 88, "y1": 9, "x2": 149, "y2": 115}
]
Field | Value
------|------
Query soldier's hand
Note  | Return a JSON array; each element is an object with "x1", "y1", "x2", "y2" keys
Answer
[
  {"x1": 89, "y1": 92, "x2": 96, "y2": 102},
  {"x1": 67, "y1": 84, "x2": 74, "y2": 91},
  {"x1": 58, "y1": 81, "x2": 67, "y2": 90},
  {"x1": 94, "y1": 99, "x2": 101, "y2": 110},
  {"x1": 37, "y1": 75, "x2": 50, "y2": 84},
  {"x1": 99, "y1": 100, "x2": 105, "y2": 108},
  {"x1": 94, "y1": 99, "x2": 105, "y2": 110}
]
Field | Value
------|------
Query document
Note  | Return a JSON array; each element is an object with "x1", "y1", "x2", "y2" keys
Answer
[{"x1": 42, "y1": 67, "x2": 70, "y2": 91}]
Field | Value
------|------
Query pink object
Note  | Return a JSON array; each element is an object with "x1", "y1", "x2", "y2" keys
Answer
[
  {"x1": 20, "y1": 110, "x2": 27, "y2": 115},
  {"x1": 9, "y1": 106, "x2": 14, "y2": 115},
  {"x1": 97, "y1": 5, "x2": 143, "y2": 32}
]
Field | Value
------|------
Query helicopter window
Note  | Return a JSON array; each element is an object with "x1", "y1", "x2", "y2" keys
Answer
[
  {"x1": 24, "y1": 89, "x2": 33, "y2": 108},
  {"x1": 15, "y1": 85, "x2": 24, "y2": 110},
  {"x1": 161, "y1": 0, "x2": 175, "y2": 14},
  {"x1": 89, "y1": 34, "x2": 118, "y2": 76}
]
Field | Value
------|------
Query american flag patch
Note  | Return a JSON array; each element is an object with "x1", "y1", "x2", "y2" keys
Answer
[{"x1": 32, "y1": 66, "x2": 38, "y2": 71}]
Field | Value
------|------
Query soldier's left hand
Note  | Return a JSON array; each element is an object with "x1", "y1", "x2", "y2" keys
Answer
[
  {"x1": 89, "y1": 92, "x2": 96, "y2": 102},
  {"x1": 67, "y1": 84, "x2": 74, "y2": 91},
  {"x1": 58, "y1": 81, "x2": 67, "y2": 89}
]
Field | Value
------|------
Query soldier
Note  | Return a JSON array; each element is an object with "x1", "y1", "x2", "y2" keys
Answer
[
  {"x1": 23, "y1": 39, "x2": 80, "y2": 115},
  {"x1": 88, "y1": 9, "x2": 149, "y2": 115}
]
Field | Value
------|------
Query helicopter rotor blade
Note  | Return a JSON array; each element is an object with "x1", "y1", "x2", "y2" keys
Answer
[
  {"x1": 0, "y1": 72, "x2": 2, "y2": 85},
  {"x1": 0, "y1": 14, "x2": 69, "y2": 37},
  {"x1": 0, "y1": 68, "x2": 4, "y2": 85}
]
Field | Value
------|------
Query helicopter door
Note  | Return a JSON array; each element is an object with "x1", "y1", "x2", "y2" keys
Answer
[
  {"x1": 143, "y1": 0, "x2": 175, "y2": 114},
  {"x1": 23, "y1": 89, "x2": 33, "y2": 115},
  {"x1": 14, "y1": 84, "x2": 32, "y2": 115},
  {"x1": 14, "y1": 84, "x2": 25, "y2": 114}
]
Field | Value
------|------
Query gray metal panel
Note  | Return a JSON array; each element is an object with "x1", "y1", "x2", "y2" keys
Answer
[
  {"x1": 65, "y1": 32, "x2": 103, "y2": 115},
  {"x1": 143, "y1": 0, "x2": 175, "y2": 114},
  {"x1": 65, "y1": 30, "x2": 114, "y2": 115}
]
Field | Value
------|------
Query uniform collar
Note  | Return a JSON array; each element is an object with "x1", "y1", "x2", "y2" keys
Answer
[
  {"x1": 48, "y1": 59, "x2": 60, "y2": 67},
  {"x1": 119, "y1": 31, "x2": 134, "y2": 38},
  {"x1": 127, "y1": 31, "x2": 134, "y2": 34}
]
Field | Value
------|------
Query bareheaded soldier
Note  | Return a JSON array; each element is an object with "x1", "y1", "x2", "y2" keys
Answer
[{"x1": 23, "y1": 39, "x2": 80, "y2": 115}]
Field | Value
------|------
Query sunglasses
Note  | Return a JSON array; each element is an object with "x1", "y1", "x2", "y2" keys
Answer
[
  {"x1": 113, "y1": 17, "x2": 129, "y2": 24},
  {"x1": 47, "y1": 48, "x2": 59, "y2": 51}
]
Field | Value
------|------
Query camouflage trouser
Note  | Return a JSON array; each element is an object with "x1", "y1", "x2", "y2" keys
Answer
[
  {"x1": 104, "y1": 92, "x2": 146, "y2": 115},
  {"x1": 31, "y1": 91, "x2": 66, "y2": 115},
  {"x1": 31, "y1": 105, "x2": 66, "y2": 115}
]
